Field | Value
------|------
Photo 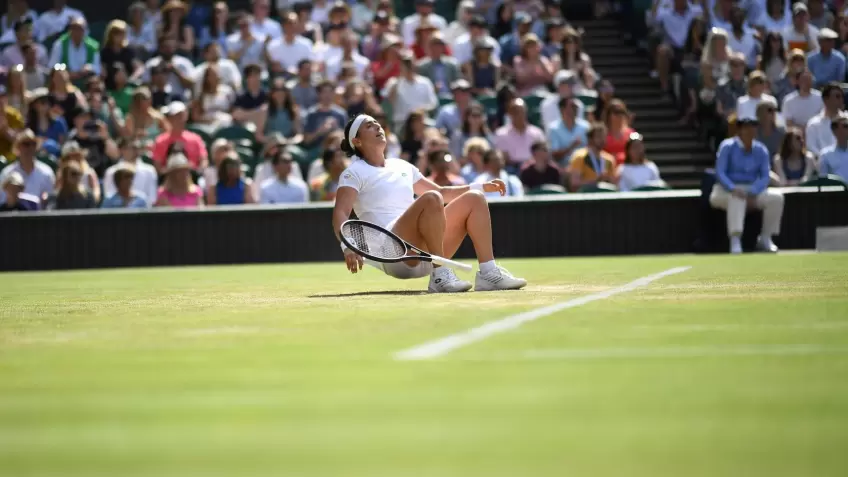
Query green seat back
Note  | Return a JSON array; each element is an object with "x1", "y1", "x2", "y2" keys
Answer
[
  {"x1": 37, "y1": 154, "x2": 58, "y2": 172},
  {"x1": 579, "y1": 182, "x2": 618, "y2": 193},
  {"x1": 577, "y1": 94, "x2": 598, "y2": 108},
  {"x1": 477, "y1": 95, "x2": 498, "y2": 117},
  {"x1": 187, "y1": 125, "x2": 214, "y2": 149},
  {"x1": 213, "y1": 125, "x2": 257, "y2": 148},
  {"x1": 527, "y1": 184, "x2": 567, "y2": 195}
]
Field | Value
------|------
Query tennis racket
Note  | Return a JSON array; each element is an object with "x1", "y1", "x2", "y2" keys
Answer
[{"x1": 340, "y1": 220, "x2": 473, "y2": 272}]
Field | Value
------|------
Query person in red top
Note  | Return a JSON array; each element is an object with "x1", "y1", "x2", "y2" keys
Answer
[
  {"x1": 602, "y1": 99, "x2": 637, "y2": 165},
  {"x1": 371, "y1": 34, "x2": 403, "y2": 94},
  {"x1": 151, "y1": 101, "x2": 209, "y2": 174},
  {"x1": 411, "y1": 22, "x2": 453, "y2": 59}
]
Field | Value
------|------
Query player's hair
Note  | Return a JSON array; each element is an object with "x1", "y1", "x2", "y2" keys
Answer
[{"x1": 340, "y1": 117, "x2": 361, "y2": 158}]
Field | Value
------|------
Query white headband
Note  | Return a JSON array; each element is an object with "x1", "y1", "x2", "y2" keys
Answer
[{"x1": 348, "y1": 114, "x2": 373, "y2": 150}]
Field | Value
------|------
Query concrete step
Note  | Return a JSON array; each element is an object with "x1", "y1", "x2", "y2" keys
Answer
[
  {"x1": 651, "y1": 151, "x2": 715, "y2": 164},
  {"x1": 641, "y1": 128, "x2": 699, "y2": 140},
  {"x1": 569, "y1": 19, "x2": 620, "y2": 30},
  {"x1": 645, "y1": 140, "x2": 709, "y2": 153},
  {"x1": 666, "y1": 178, "x2": 703, "y2": 189},
  {"x1": 591, "y1": 55, "x2": 647, "y2": 68},
  {"x1": 614, "y1": 85, "x2": 662, "y2": 97},
  {"x1": 603, "y1": 75, "x2": 657, "y2": 87}
]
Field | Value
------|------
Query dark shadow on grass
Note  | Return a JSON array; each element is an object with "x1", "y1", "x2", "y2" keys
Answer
[{"x1": 308, "y1": 290, "x2": 429, "y2": 298}]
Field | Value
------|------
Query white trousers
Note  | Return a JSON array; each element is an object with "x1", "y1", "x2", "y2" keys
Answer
[{"x1": 709, "y1": 184, "x2": 784, "y2": 237}]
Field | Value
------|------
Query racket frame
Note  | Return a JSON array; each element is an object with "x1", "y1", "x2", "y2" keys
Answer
[{"x1": 340, "y1": 219, "x2": 473, "y2": 272}]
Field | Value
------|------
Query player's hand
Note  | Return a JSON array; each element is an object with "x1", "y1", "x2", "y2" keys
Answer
[
  {"x1": 482, "y1": 179, "x2": 506, "y2": 196},
  {"x1": 731, "y1": 187, "x2": 747, "y2": 199},
  {"x1": 344, "y1": 249, "x2": 364, "y2": 274}
]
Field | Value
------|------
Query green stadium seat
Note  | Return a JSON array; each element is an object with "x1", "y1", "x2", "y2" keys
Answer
[
  {"x1": 527, "y1": 184, "x2": 567, "y2": 195},
  {"x1": 187, "y1": 125, "x2": 214, "y2": 148},
  {"x1": 87, "y1": 21, "x2": 109, "y2": 45},
  {"x1": 522, "y1": 94, "x2": 546, "y2": 112},
  {"x1": 577, "y1": 94, "x2": 598, "y2": 108},
  {"x1": 140, "y1": 154, "x2": 155, "y2": 167},
  {"x1": 799, "y1": 175, "x2": 848, "y2": 190},
  {"x1": 579, "y1": 182, "x2": 618, "y2": 193},
  {"x1": 477, "y1": 95, "x2": 498, "y2": 117},
  {"x1": 214, "y1": 125, "x2": 257, "y2": 147},
  {"x1": 37, "y1": 153, "x2": 58, "y2": 171},
  {"x1": 632, "y1": 182, "x2": 671, "y2": 191}
]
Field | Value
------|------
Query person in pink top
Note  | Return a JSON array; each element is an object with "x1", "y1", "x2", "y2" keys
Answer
[
  {"x1": 151, "y1": 101, "x2": 209, "y2": 174},
  {"x1": 493, "y1": 98, "x2": 546, "y2": 173},
  {"x1": 602, "y1": 99, "x2": 637, "y2": 165},
  {"x1": 154, "y1": 153, "x2": 204, "y2": 208}
]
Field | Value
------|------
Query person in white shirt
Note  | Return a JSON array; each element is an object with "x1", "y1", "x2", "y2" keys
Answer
[
  {"x1": 250, "y1": 0, "x2": 282, "y2": 40},
  {"x1": 103, "y1": 139, "x2": 158, "y2": 205},
  {"x1": 1, "y1": 0, "x2": 38, "y2": 39},
  {"x1": 48, "y1": 17, "x2": 100, "y2": 81},
  {"x1": 325, "y1": 30, "x2": 370, "y2": 81},
  {"x1": 781, "y1": 69, "x2": 824, "y2": 128},
  {"x1": 540, "y1": 70, "x2": 586, "y2": 131},
  {"x1": 472, "y1": 148, "x2": 525, "y2": 199},
  {"x1": 654, "y1": 0, "x2": 703, "y2": 92},
  {"x1": 782, "y1": 3, "x2": 819, "y2": 53},
  {"x1": 333, "y1": 113, "x2": 527, "y2": 292},
  {"x1": 36, "y1": 0, "x2": 84, "y2": 43},
  {"x1": 259, "y1": 150, "x2": 309, "y2": 203},
  {"x1": 754, "y1": 0, "x2": 791, "y2": 33},
  {"x1": 266, "y1": 11, "x2": 314, "y2": 75},
  {"x1": 193, "y1": 43, "x2": 242, "y2": 95},
  {"x1": 615, "y1": 133, "x2": 664, "y2": 191},
  {"x1": 227, "y1": 13, "x2": 268, "y2": 71},
  {"x1": 736, "y1": 70, "x2": 778, "y2": 122},
  {"x1": 805, "y1": 82, "x2": 844, "y2": 155},
  {"x1": 401, "y1": 0, "x2": 447, "y2": 46},
  {"x1": 1, "y1": 17, "x2": 47, "y2": 69},
  {"x1": 452, "y1": 15, "x2": 502, "y2": 66},
  {"x1": 382, "y1": 53, "x2": 438, "y2": 131},
  {"x1": 726, "y1": 5, "x2": 760, "y2": 68},
  {"x1": 138, "y1": 34, "x2": 195, "y2": 99},
  {"x1": 444, "y1": 0, "x2": 476, "y2": 46}
]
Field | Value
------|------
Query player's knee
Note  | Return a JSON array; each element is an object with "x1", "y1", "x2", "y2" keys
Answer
[
  {"x1": 419, "y1": 190, "x2": 444, "y2": 208},
  {"x1": 465, "y1": 189, "x2": 487, "y2": 202}
]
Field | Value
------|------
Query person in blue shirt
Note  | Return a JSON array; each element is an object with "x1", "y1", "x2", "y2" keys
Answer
[
  {"x1": 818, "y1": 113, "x2": 848, "y2": 183},
  {"x1": 101, "y1": 164, "x2": 148, "y2": 208},
  {"x1": 807, "y1": 28, "x2": 846, "y2": 88},
  {"x1": 709, "y1": 112, "x2": 785, "y2": 254},
  {"x1": 499, "y1": 12, "x2": 534, "y2": 69}
]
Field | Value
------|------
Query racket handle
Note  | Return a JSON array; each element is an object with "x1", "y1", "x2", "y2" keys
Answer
[{"x1": 430, "y1": 256, "x2": 474, "y2": 272}]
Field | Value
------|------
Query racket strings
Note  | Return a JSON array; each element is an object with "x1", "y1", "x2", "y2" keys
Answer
[{"x1": 342, "y1": 222, "x2": 406, "y2": 259}]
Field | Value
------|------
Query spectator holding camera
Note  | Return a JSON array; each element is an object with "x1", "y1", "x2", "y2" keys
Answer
[
  {"x1": 67, "y1": 107, "x2": 119, "y2": 177},
  {"x1": 1, "y1": 17, "x2": 47, "y2": 69},
  {"x1": 137, "y1": 33, "x2": 195, "y2": 100}
]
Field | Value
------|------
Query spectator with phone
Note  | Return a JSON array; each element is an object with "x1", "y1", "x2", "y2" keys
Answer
[
  {"x1": 66, "y1": 107, "x2": 118, "y2": 178},
  {"x1": 137, "y1": 33, "x2": 195, "y2": 100},
  {"x1": 302, "y1": 80, "x2": 347, "y2": 150}
]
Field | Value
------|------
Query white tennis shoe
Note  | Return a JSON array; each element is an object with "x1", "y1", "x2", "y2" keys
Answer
[
  {"x1": 428, "y1": 267, "x2": 472, "y2": 293},
  {"x1": 475, "y1": 266, "x2": 527, "y2": 291}
]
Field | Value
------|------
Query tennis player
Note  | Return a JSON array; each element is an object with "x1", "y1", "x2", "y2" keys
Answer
[{"x1": 333, "y1": 114, "x2": 527, "y2": 293}]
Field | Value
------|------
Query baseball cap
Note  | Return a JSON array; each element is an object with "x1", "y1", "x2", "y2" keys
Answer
[{"x1": 163, "y1": 101, "x2": 187, "y2": 116}]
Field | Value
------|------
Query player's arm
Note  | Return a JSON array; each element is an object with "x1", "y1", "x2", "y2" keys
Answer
[
  {"x1": 412, "y1": 177, "x2": 506, "y2": 203},
  {"x1": 333, "y1": 186, "x2": 364, "y2": 274}
]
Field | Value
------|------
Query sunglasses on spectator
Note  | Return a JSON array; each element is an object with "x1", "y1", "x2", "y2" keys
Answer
[{"x1": 67, "y1": 170, "x2": 82, "y2": 178}]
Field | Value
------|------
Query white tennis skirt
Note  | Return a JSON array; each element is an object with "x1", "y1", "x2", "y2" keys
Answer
[{"x1": 363, "y1": 215, "x2": 432, "y2": 279}]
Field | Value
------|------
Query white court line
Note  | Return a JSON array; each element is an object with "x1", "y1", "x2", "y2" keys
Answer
[
  {"x1": 519, "y1": 344, "x2": 848, "y2": 360},
  {"x1": 394, "y1": 266, "x2": 692, "y2": 361}
]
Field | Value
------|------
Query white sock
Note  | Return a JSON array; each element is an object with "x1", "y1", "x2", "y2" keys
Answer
[{"x1": 479, "y1": 260, "x2": 497, "y2": 273}]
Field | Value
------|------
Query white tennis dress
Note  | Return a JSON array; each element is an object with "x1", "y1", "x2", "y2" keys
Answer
[{"x1": 338, "y1": 157, "x2": 432, "y2": 279}]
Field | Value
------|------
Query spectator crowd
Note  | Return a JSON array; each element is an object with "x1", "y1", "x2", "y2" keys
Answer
[
  {"x1": 0, "y1": 0, "x2": 846, "y2": 216},
  {"x1": 650, "y1": 0, "x2": 848, "y2": 186},
  {"x1": 0, "y1": 0, "x2": 679, "y2": 213}
]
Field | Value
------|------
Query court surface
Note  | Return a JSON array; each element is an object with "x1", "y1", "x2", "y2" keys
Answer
[{"x1": 2, "y1": 253, "x2": 847, "y2": 477}]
